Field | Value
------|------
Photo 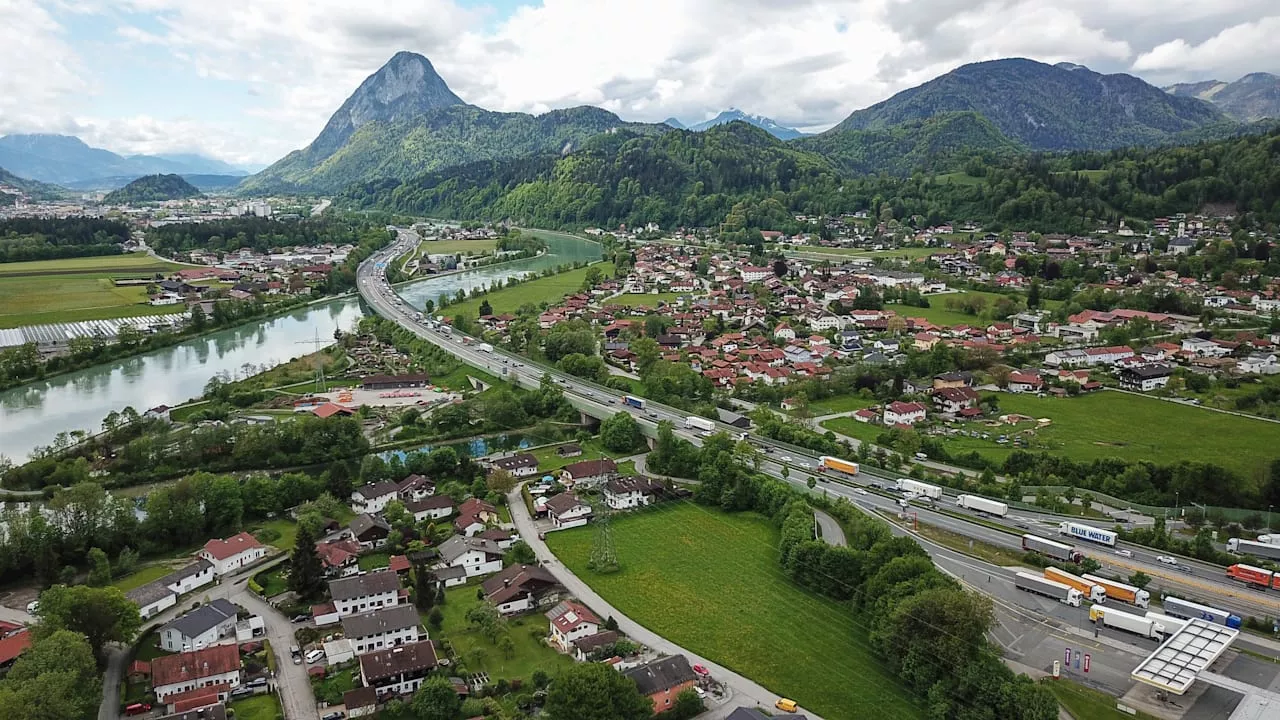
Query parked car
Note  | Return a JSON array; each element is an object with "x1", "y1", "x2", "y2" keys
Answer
[
  {"x1": 1156, "y1": 555, "x2": 1177, "y2": 565},
  {"x1": 291, "y1": 614, "x2": 310, "y2": 623},
  {"x1": 322, "y1": 713, "x2": 346, "y2": 720}
]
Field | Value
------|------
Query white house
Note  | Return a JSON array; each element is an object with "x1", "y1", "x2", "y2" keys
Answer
[
  {"x1": 151, "y1": 645, "x2": 242, "y2": 702},
  {"x1": 544, "y1": 492, "x2": 593, "y2": 530},
  {"x1": 350, "y1": 482, "x2": 400, "y2": 515},
  {"x1": 1181, "y1": 337, "x2": 1231, "y2": 358},
  {"x1": 198, "y1": 532, "x2": 267, "y2": 577},
  {"x1": 547, "y1": 600, "x2": 601, "y2": 653},
  {"x1": 329, "y1": 571, "x2": 402, "y2": 617},
  {"x1": 358, "y1": 640, "x2": 439, "y2": 698},
  {"x1": 159, "y1": 598, "x2": 240, "y2": 652},
  {"x1": 437, "y1": 535, "x2": 504, "y2": 579},
  {"x1": 604, "y1": 476, "x2": 662, "y2": 510},
  {"x1": 1118, "y1": 365, "x2": 1174, "y2": 392},
  {"x1": 883, "y1": 401, "x2": 927, "y2": 426},
  {"x1": 164, "y1": 559, "x2": 216, "y2": 595},
  {"x1": 1006, "y1": 371, "x2": 1045, "y2": 394},
  {"x1": 489, "y1": 453, "x2": 540, "y2": 478},
  {"x1": 1239, "y1": 353, "x2": 1280, "y2": 375},
  {"x1": 340, "y1": 605, "x2": 422, "y2": 655},
  {"x1": 406, "y1": 495, "x2": 454, "y2": 523},
  {"x1": 127, "y1": 582, "x2": 178, "y2": 620}
]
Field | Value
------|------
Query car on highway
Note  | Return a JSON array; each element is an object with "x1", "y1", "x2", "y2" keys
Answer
[
  {"x1": 1114, "y1": 549, "x2": 1133, "y2": 558},
  {"x1": 854, "y1": 488, "x2": 868, "y2": 495},
  {"x1": 1015, "y1": 522, "x2": 1029, "y2": 529},
  {"x1": 781, "y1": 455, "x2": 792, "y2": 462},
  {"x1": 1156, "y1": 555, "x2": 1177, "y2": 565},
  {"x1": 321, "y1": 713, "x2": 346, "y2": 720},
  {"x1": 1178, "y1": 564, "x2": 1193, "y2": 574}
]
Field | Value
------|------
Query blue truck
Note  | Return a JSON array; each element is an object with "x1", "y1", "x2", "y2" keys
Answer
[{"x1": 622, "y1": 395, "x2": 646, "y2": 409}]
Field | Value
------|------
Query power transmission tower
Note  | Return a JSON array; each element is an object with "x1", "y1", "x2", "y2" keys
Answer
[
  {"x1": 296, "y1": 329, "x2": 328, "y2": 395},
  {"x1": 586, "y1": 494, "x2": 619, "y2": 574}
]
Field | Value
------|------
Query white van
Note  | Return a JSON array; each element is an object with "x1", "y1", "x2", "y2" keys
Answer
[{"x1": 304, "y1": 649, "x2": 325, "y2": 664}]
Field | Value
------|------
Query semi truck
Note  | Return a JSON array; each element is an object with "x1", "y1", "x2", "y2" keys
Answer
[
  {"x1": 1144, "y1": 612, "x2": 1187, "y2": 636},
  {"x1": 622, "y1": 396, "x2": 646, "y2": 410},
  {"x1": 1058, "y1": 521, "x2": 1117, "y2": 547},
  {"x1": 818, "y1": 456, "x2": 860, "y2": 476},
  {"x1": 955, "y1": 495, "x2": 1009, "y2": 518},
  {"x1": 1044, "y1": 567, "x2": 1107, "y2": 603},
  {"x1": 1226, "y1": 563, "x2": 1279, "y2": 590},
  {"x1": 1161, "y1": 596, "x2": 1243, "y2": 629},
  {"x1": 684, "y1": 416, "x2": 716, "y2": 432},
  {"x1": 1082, "y1": 573, "x2": 1150, "y2": 608},
  {"x1": 1014, "y1": 572, "x2": 1082, "y2": 607},
  {"x1": 1227, "y1": 538, "x2": 1280, "y2": 561},
  {"x1": 1089, "y1": 606, "x2": 1167, "y2": 640},
  {"x1": 476, "y1": 342, "x2": 493, "y2": 353},
  {"x1": 1021, "y1": 534, "x2": 1083, "y2": 563},
  {"x1": 897, "y1": 479, "x2": 943, "y2": 500}
]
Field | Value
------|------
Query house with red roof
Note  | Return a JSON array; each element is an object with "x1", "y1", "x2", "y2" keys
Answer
[
  {"x1": 315, "y1": 539, "x2": 363, "y2": 578},
  {"x1": 151, "y1": 645, "x2": 242, "y2": 702},
  {"x1": 546, "y1": 600, "x2": 602, "y2": 652},
  {"x1": 883, "y1": 401, "x2": 927, "y2": 426},
  {"x1": 1006, "y1": 371, "x2": 1045, "y2": 394},
  {"x1": 198, "y1": 532, "x2": 267, "y2": 576},
  {"x1": 0, "y1": 629, "x2": 31, "y2": 670},
  {"x1": 311, "y1": 402, "x2": 355, "y2": 419}
]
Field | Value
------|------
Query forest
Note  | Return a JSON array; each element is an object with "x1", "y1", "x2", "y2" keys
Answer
[
  {"x1": 146, "y1": 215, "x2": 378, "y2": 257},
  {"x1": 341, "y1": 122, "x2": 1280, "y2": 235},
  {"x1": 0, "y1": 217, "x2": 130, "y2": 263}
]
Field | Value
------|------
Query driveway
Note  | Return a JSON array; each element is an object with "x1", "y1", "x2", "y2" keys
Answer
[{"x1": 506, "y1": 486, "x2": 826, "y2": 720}]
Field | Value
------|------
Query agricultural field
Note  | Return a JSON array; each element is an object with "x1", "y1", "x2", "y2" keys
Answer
[
  {"x1": 545, "y1": 504, "x2": 922, "y2": 720},
  {"x1": 932, "y1": 172, "x2": 987, "y2": 186},
  {"x1": 417, "y1": 238, "x2": 498, "y2": 256},
  {"x1": 804, "y1": 392, "x2": 878, "y2": 416},
  {"x1": 828, "y1": 390, "x2": 1280, "y2": 478},
  {"x1": 888, "y1": 290, "x2": 1020, "y2": 327},
  {"x1": 0, "y1": 253, "x2": 186, "y2": 328},
  {"x1": 441, "y1": 262, "x2": 614, "y2": 320}
]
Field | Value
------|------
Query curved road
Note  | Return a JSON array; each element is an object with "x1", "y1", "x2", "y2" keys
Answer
[{"x1": 506, "y1": 485, "x2": 824, "y2": 720}]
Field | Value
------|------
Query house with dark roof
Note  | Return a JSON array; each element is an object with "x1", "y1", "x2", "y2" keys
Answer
[
  {"x1": 151, "y1": 645, "x2": 242, "y2": 702},
  {"x1": 343, "y1": 687, "x2": 378, "y2": 718},
  {"x1": 350, "y1": 481, "x2": 400, "y2": 515},
  {"x1": 128, "y1": 581, "x2": 179, "y2": 620},
  {"x1": 396, "y1": 473, "x2": 435, "y2": 502},
  {"x1": 358, "y1": 639, "x2": 439, "y2": 698},
  {"x1": 348, "y1": 513, "x2": 392, "y2": 550},
  {"x1": 406, "y1": 495, "x2": 454, "y2": 522},
  {"x1": 604, "y1": 476, "x2": 663, "y2": 510},
  {"x1": 159, "y1": 598, "x2": 240, "y2": 652},
  {"x1": 481, "y1": 564, "x2": 563, "y2": 615},
  {"x1": 544, "y1": 492, "x2": 592, "y2": 529},
  {"x1": 340, "y1": 605, "x2": 422, "y2": 655},
  {"x1": 559, "y1": 458, "x2": 617, "y2": 488},
  {"x1": 727, "y1": 708, "x2": 807, "y2": 720},
  {"x1": 624, "y1": 655, "x2": 698, "y2": 713},
  {"x1": 489, "y1": 452, "x2": 540, "y2": 478},
  {"x1": 571, "y1": 630, "x2": 619, "y2": 662},
  {"x1": 156, "y1": 702, "x2": 229, "y2": 720},
  {"x1": 329, "y1": 570, "x2": 402, "y2": 617}
]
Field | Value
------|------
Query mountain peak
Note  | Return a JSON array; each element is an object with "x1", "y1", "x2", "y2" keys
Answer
[
  {"x1": 685, "y1": 109, "x2": 805, "y2": 140},
  {"x1": 306, "y1": 51, "x2": 465, "y2": 159}
]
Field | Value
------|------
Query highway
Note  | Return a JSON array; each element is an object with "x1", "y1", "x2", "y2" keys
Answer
[{"x1": 357, "y1": 233, "x2": 1280, "y2": 625}]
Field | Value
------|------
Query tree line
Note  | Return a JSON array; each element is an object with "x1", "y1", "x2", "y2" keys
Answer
[
  {"x1": 0, "y1": 217, "x2": 130, "y2": 263},
  {"x1": 645, "y1": 424, "x2": 1056, "y2": 720}
]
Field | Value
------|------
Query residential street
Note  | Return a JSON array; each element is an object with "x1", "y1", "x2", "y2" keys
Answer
[
  {"x1": 96, "y1": 556, "x2": 318, "y2": 720},
  {"x1": 506, "y1": 486, "x2": 827, "y2": 720}
]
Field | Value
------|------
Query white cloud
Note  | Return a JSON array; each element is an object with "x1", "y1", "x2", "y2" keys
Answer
[
  {"x1": 1134, "y1": 16, "x2": 1280, "y2": 77},
  {"x1": 5, "y1": 1, "x2": 1280, "y2": 166},
  {"x1": 0, "y1": 0, "x2": 87, "y2": 134}
]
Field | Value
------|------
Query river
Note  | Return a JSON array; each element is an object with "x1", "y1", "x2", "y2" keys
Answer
[{"x1": 0, "y1": 230, "x2": 600, "y2": 461}]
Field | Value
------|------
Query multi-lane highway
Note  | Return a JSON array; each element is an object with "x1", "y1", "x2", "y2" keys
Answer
[{"x1": 357, "y1": 236, "x2": 1280, "y2": 627}]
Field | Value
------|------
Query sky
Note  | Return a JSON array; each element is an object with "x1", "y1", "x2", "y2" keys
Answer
[{"x1": 0, "y1": 0, "x2": 1277, "y2": 168}]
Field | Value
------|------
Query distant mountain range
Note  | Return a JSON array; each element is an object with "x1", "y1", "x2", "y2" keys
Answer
[
  {"x1": 0, "y1": 134, "x2": 249, "y2": 186},
  {"x1": 240, "y1": 52, "x2": 661, "y2": 193},
  {"x1": 102, "y1": 174, "x2": 203, "y2": 204},
  {"x1": 1165, "y1": 73, "x2": 1280, "y2": 122},
  {"x1": 827, "y1": 58, "x2": 1231, "y2": 151},
  {"x1": 241, "y1": 53, "x2": 1275, "y2": 193},
  {"x1": 664, "y1": 109, "x2": 806, "y2": 140}
]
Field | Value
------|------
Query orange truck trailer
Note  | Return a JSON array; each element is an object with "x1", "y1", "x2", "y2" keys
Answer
[{"x1": 1044, "y1": 566, "x2": 1107, "y2": 603}]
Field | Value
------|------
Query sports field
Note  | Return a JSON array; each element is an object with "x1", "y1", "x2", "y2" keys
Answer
[
  {"x1": 0, "y1": 253, "x2": 186, "y2": 328},
  {"x1": 545, "y1": 503, "x2": 922, "y2": 719}
]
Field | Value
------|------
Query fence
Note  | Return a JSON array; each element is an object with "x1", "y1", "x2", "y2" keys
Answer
[{"x1": 1019, "y1": 485, "x2": 1271, "y2": 526}]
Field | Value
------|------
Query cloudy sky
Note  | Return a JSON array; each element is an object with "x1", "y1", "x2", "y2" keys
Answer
[{"x1": 1, "y1": 0, "x2": 1276, "y2": 167}]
